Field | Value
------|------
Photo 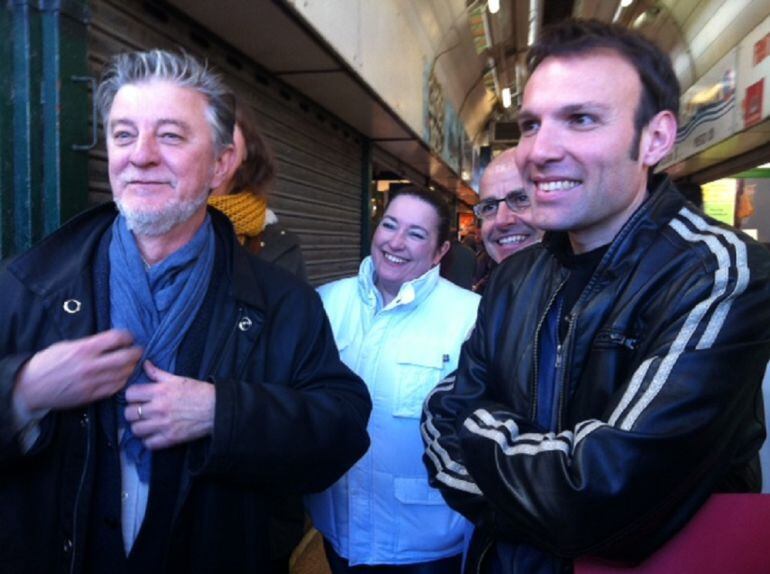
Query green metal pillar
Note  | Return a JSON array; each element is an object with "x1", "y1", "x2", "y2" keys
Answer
[
  {"x1": 0, "y1": 7, "x2": 13, "y2": 255},
  {"x1": 0, "y1": 0, "x2": 90, "y2": 260}
]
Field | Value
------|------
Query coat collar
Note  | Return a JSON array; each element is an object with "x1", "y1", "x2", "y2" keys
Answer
[
  {"x1": 356, "y1": 255, "x2": 441, "y2": 311},
  {"x1": 7, "y1": 202, "x2": 267, "y2": 313},
  {"x1": 7, "y1": 202, "x2": 117, "y2": 298},
  {"x1": 541, "y1": 175, "x2": 685, "y2": 274}
]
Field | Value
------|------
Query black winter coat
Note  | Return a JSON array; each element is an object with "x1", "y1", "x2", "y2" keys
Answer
[
  {"x1": 423, "y1": 177, "x2": 770, "y2": 572},
  {"x1": 244, "y1": 222, "x2": 308, "y2": 283},
  {"x1": 0, "y1": 204, "x2": 371, "y2": 573}
]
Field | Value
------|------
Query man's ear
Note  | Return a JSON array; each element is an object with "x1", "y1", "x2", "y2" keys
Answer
[
  {"x1": 639, "y1": 110, "x2": 677, "y2": 167},
  {"x1": 211, "y1": 145, "x2": 237, "y2": 190}
]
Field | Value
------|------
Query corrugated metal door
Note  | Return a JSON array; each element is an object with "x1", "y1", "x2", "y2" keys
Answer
[{"x1": 87, "y1": 0, "x2": 363, "y2": 285}]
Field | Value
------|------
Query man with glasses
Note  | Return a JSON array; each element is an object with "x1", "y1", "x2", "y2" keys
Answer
[
  {"x1": 472, "y1": 147, "x2": 543, "y2": 292},
  {"x1": 423, "y1": 19, "x2": 770, "y2": 573}
]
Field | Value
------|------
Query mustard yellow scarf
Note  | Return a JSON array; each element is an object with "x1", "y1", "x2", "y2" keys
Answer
[{"x1": 208, "y1": 191, "x2": 267, "y2": 244}]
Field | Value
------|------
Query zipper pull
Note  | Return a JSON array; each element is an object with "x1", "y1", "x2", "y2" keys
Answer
[
  {"x1": 555, "y1": 343, "x2": 563, "y2": 369},
  {"x1": 609, "y1": 332, "x2": 637, "y2": 349}
]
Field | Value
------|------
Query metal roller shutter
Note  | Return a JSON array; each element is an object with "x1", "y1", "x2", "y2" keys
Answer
[{"x1": 87, "y1": 0, "x2": 363, "y2": 285}]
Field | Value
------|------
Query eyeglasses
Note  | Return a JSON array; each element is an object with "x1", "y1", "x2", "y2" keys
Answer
[{"x1": 472, "y1": 189, "x2": 531, "y2": 220}]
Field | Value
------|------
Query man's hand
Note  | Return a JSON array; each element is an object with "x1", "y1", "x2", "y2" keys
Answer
[
  {"x1": 124, "y1": 360, "x2": 215, "y2": 450},
  {"x1": 14, "y1": 329, "x2": 142, "y2": 412}
]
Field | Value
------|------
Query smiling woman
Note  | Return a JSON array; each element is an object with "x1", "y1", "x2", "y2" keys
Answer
[
  {"x1": 371, "y1": 190, "x2": 451, "y2": 305},
  {"x1": 305, "y1": 186, "x2": 481, "y2": 573}
]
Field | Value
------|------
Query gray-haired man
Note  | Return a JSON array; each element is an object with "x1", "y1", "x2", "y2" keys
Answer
[{"x1": 0, "y1": 50, "x2": 370, "y2": 573}]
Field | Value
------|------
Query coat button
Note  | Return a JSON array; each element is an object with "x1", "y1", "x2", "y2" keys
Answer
[
  {"x1": 259, "y1": 241, "x2": 266, "y2": 248},
  {"x1": 238, "y1": 317, "x2": 253, "y2": 332},
  {"x1": 62, "y1": 299, "x2": 82, "y2": 314},
  {"x1": 63, "y1": 538, "x2": 73, "y2": 553},
  {"x1": 79, "y1": 413, "x2": 89, "y2": 428}
]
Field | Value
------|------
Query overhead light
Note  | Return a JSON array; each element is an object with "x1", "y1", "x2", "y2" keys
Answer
[
  {"x1": 613, "y1": 0, "x2": 634, "y2": 22},
  {"x1": 528, "y1": 0, "x2": 541, "y2": 46},
  {"x1": 488, "y1": 0, "x2": 500, "y2": 14},
  {"x1": 502, "y1": 87, "x2": 512, "y2": 108},
  {"x1": 688, "y1": 0, "x2": 751, "y2": 60}
]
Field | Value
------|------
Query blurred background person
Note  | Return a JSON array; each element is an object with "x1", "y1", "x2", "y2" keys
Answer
[
  {"x1": 472, "y1": 147, "x2": 543, "y2": 293},
  {"x1": 306, "y1": 186, "x2": 480, "y2": 574},
  {"x1": 439, "y1": 225, "x2": 476, "y2": 289},
  {"x1": 209, "y1": 96, "x2": 307, "y2": 281}
]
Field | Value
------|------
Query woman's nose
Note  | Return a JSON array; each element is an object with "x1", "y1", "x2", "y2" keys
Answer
[{"x1": 388, "y1": 230, "x2": 407, "y2": 249}]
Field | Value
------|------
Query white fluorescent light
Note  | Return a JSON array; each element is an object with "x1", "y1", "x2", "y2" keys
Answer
[
  {"x1": 502, "y1": 87, "x2": 512, "y2": 108},
  {"x1": 614, "y1": 0, "x2": 634, "y2": 22},
  {"x1": 488, "y1": 0, "x2": 500, "y2": 14},
  {"x1": 528, "y1": 0, "x2": 541, "y2": 46}
]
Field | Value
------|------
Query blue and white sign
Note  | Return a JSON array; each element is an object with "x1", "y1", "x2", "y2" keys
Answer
[{"x1": 661, "y1": 48, "x2": 738, "y2": 168}]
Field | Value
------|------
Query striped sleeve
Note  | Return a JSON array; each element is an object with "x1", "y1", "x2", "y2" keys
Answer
[{"x1": 421, "y1": 373, "x2": 484, "y2": 495}]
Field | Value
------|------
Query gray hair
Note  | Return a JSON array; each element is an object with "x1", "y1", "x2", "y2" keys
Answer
[{"x1": 95, "y1": 49, "x2": 235, "y2": 153}]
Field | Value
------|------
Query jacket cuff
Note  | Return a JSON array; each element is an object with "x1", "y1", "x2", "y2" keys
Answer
[{"x1": 187, "y1": 377, "x2": 231, "y2": 475}]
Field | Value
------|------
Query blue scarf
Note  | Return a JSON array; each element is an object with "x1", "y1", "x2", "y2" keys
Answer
[{"x1": 109, "y1": 214, "x2": 215, "y2": 482}]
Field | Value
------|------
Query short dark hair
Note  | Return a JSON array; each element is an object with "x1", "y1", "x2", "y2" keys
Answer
[
  {"x1": 387, "y1": 186, "x2": 451, "y2": 247},
  {"x1": 229, "y1": 97, "x2": 276, "y2": 196},
  {"x1": 527, "y1": 19, "x2": 679, "y2": 157}
]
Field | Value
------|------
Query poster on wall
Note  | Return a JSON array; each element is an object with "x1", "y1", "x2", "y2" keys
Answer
[
  {"x1": 702, "y1": 178, "x2": 737, "y2": 226},
  {"x1": 659, "y1": 49, "x2": 738, "y2": 169},
  {"x1": 744, "y1": 79, "x2": 764, "y2": 127},
  {"x1": 738, "y1": 14, "x2": 770, "y2": 128}
]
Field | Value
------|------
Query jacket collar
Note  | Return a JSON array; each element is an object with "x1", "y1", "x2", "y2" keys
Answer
[
  {"x1": 7, "y1": 202, "x2": 266, "y2": 312},
  {"x1": 7, "y1": 202, "x2": 117, "y2": 298},
  {"x1": 357, "y1": 255, "x2": 441, "y2": 311},
  {"x1": 210, "y1": 208, "x2": 267, "y2": 312},
  {"x1": 542, "y1": 175, "x2": 684, "y2": 274}
]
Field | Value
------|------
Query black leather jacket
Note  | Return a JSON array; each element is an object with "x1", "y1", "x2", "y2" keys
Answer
[
  {"x1": 423, "y1": 177, "x2": 770, "y2": 572},
  {"x1": 0, "y1": 204, "x2": 371, "y2": 573}
]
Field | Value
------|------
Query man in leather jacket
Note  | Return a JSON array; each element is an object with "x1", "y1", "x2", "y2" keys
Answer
[
  {"x1": 423, "y1": 19, "x2": 770, "y2": 573},
  {"x1": 0, "y1": 50, "x2": 371, "y2": 573}
]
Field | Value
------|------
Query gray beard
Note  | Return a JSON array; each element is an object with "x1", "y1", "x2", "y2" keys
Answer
[{"x1": 115, "y1": 192, "x2": 208, "y2": 237}]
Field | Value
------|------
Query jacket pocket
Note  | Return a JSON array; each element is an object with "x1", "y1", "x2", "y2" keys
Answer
[
  {"x1": 393, "y1": 476, "x2": 467, "y2": 556},
  {"x1": 394, "y1": 476, "x2": 446, "y2": 505},
  {"x1": 393, "y1": 349, "x2": 446, "y2": 418}
]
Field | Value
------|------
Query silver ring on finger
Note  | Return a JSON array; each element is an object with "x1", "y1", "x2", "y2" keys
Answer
[{"x1": 137, "y1": 404, "x2": 143, "y2": 420}]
